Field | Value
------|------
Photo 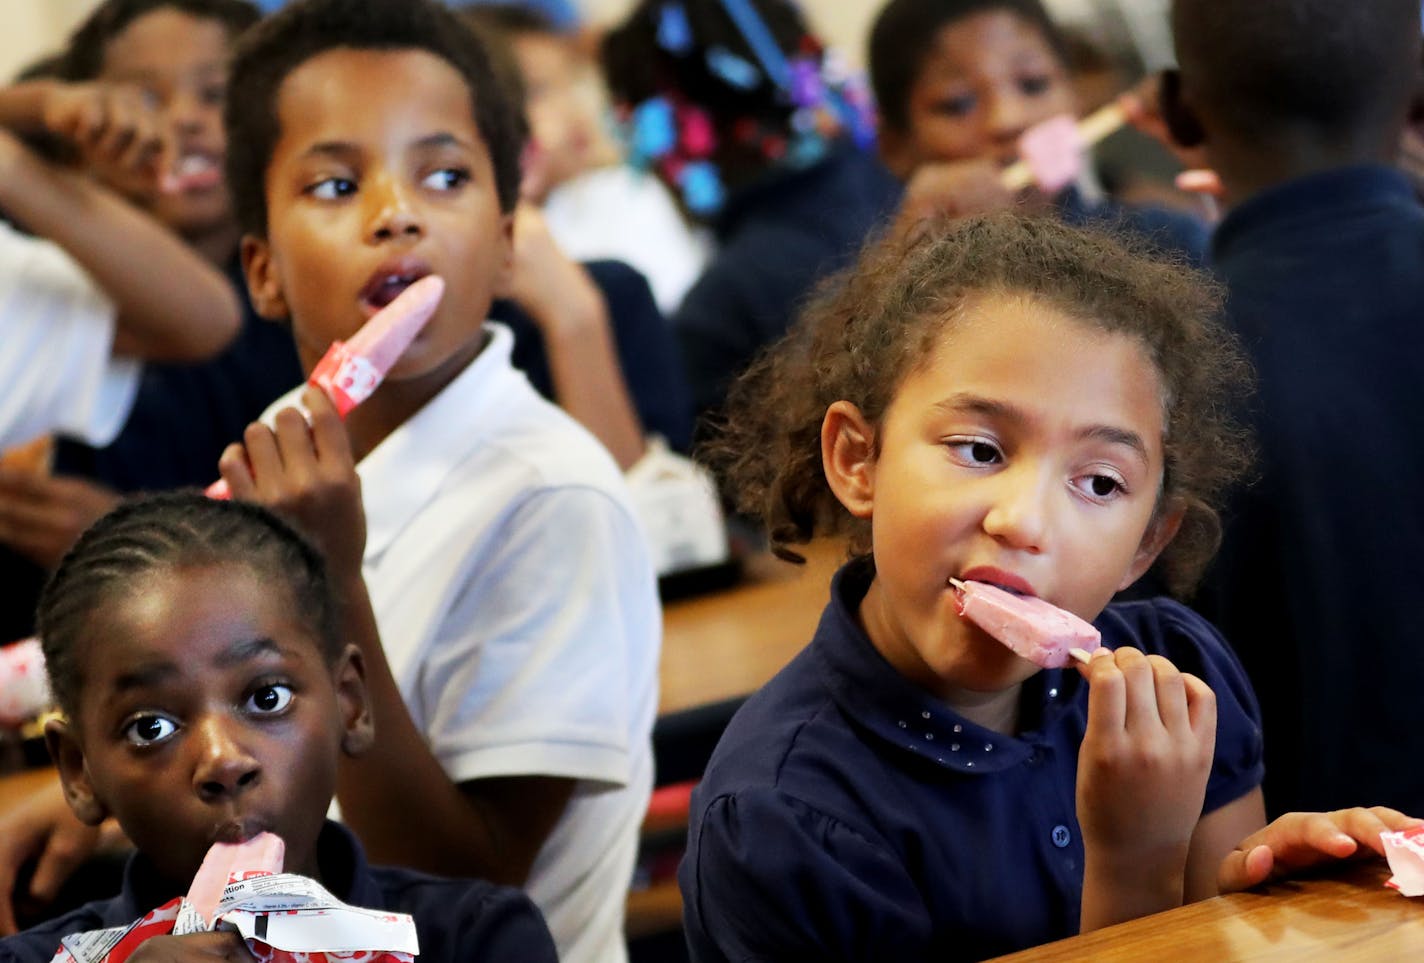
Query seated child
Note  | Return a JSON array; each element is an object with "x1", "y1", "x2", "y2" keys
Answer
[
  {"x1": 680, "y1": 214, "x2": 1421, "y2": 961},
  {"x1": 0, "y1": 492, "x2": 557, "y2": 962},
  {"x1": 868, "y1": 0, "x2": 1208, "y2": 261},
  {"x1": 0, "y1": 0, "x2": 303, "y2": 646},
  {"x1": 1165, "y1": 0, "x2": 1424, "y2": 815},
  {"x1": 466, "y1": 3, "x2": 710, "y2": 316},
  {"x1": 602, "y1": 0, "x2": 900, "y2": 424},
  {"x1": 214, "y1": 2, "x2": 660, "y2": 961},
  {"x1": 0, "y1": 80, "x2": 239, "y2": 449}
]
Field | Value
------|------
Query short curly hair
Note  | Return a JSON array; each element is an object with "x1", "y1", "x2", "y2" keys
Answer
[
  {"x1": 707, "y1": 214, "x2": 1254, "y2": 597},
  {"x1": 224, "y1": 0, "x2": 525, "y2": 237},
  {"x1": 37, "y1": 492, "x2": 340, "y2": 721}
]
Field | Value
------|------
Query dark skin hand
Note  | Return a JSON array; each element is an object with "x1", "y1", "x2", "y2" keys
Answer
[{"x1": 127, "y1": 932, "x2": 255, "y2": 962}]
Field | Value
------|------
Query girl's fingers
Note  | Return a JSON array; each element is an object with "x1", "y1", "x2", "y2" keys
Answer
[
  {"x1": 301, "y1": 386, "x2": 352, "y2": 468},
  {"x1": 1114, "y1": 647, "x2": 1162, "y2": 731},
  {"x1": 1084, "y1": 648, "x2": 1127, "y2": 736},
  {"x1": 271, "y1": 406, "x2": 320, "y2": 487},
  {"x1": 1218, "y1": 843, "x2": 1275, "y2": 893},
  {"x1": 240, "y1": 421, "x2": 286, "y2": 495},
  {"x1": 1148, "y1": 654, "x2": 1189, "y2": 734}
]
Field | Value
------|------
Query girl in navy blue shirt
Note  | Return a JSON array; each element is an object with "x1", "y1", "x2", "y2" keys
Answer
[{"x1": 683, "y1": 215, "x2": 1422, "y2": 961}]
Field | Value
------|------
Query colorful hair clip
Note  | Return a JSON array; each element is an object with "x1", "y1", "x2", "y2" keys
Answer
[
  {"x1": 656, "y1": 2, "x2": 694, "y2": 55},
  {"x1": 629, "y1": 97, "x2": 678, "y2": 163},
  {"x1": 717, "y1": 0, "x2": 791, "y2": 91},
  {"x1": 706, "y1": 46, "x2": 762, "y2": 90},
  {"x1": 678, "y1": 160, "x2": 725, "y2": 215},
  {"x1": 679, "y1": 106, "x2": 717, "y2": 157}
]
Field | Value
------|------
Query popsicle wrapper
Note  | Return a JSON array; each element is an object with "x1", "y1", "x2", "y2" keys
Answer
[
  {"x1": 308, "y1": 342, "x2": 378, "y2": 419},
  {"x1": 0, "y1": 638, "x2": 52, "y2": 728},
  {"x1": 1382, "y1": 825, "x2": 1424, "y2": 896},
  {"x1": 49, "y1": 872, "x2": 418, "y2": 962}
]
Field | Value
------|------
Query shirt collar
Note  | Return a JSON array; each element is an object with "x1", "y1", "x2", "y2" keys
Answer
[
  {"x1": 1212, "y1": 164, "x2": 1414, "y2": 264},
  {"x1": 812, "y1": 558, "x2": 1082, "y2": 775},
  {"x1": 359, "y1": 322, "x2": 522, "y2": 561}
]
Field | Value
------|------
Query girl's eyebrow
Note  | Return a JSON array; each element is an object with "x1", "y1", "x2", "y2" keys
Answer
[
  {"x1": 214, "y1": 636, "x2": 283, "y2": 669},
  {"x1": 109, "y1": 637, "x2": 281, "y2": 695},
  {"x1": 932, "y1": 393, "x2": 1150, "y2": 466}
]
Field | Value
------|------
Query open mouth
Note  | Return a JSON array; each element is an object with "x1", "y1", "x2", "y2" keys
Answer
[
  {"x1": 952, "y1": 567, "x2": 1037, "y2": 599},
  {"x1": 165, "y1": 151, "x2": 223, "y2": 192},
  {"x1": 359, "y1": 269, "x2": 429, "y2": 311}
]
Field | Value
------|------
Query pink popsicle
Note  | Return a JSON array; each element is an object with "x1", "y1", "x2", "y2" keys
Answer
[
  {"x1": 206, "y1": 275, "x2": 445, "y2": 499},
  {"x1": 951, "y1": 579, "x2": 1101, "y2": 669},
  {"x1": 185, "y1": 831, "x2": 285, "y2": 930}
]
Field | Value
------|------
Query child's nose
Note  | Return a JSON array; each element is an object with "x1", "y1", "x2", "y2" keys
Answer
[
  {"x1": 366, "y1": 177, "x2": 424, "y2": 243},
  {"x1": 190, "y1": 715, "x2": 262, "y2": 802},
  {"x1": 981, "y1": 466, "x2": 1050, "y2": 552},
  {"x1": 985, "y1": 91, "x2": 1032, "y2": 146}
]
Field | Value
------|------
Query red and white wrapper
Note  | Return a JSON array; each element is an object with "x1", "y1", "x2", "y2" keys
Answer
[
  {"x1": 0, "y1": 638, "x2": 52, "y2": 728},
  {"x1": 1383, "y1": 825, "x2": 1424, "y2": 896},
  {"x1": 50, "y1": 872, "x2": 417, "y2": 963}
]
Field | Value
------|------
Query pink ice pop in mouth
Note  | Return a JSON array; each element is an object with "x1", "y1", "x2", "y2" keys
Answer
[
  {"x1": 206, "y1": 275, "x2": 444, "y2": 499},
  {"x1": 185, "y1": 831, "x2": 285, "y2": 931},
  {"x1": 951, "y1": 578, "x2": 1101, "y2": 669}
]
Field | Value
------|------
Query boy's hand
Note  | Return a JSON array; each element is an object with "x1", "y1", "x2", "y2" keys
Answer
[
  {"x1": 217, "y1": 386, "x2": 366, "y2": 578},
  {"x1": 40, "y1": 81, "x2": 169, "y2": 179},
  {"x1": 507, "y1": 202, "x2": 605, "y2": 336},
  {"x1": 1075, "y1": 647, "x2": 1216, "y2": 897},
  {"x1": 0, "y1": 469, "x2": 120, "y2": 568},
  {"x1": 1218, "y1": 807, "x2": 1424, "y2": 893},
  {"x1": 128, "y1": 932, "x2": 256, "y2": 961}
]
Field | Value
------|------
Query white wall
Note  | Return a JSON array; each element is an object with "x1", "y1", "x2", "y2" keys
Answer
[{"x1": 1, "y1": 0, "x2": 101, "y2": 81}]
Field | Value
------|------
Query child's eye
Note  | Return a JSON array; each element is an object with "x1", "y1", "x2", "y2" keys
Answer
[
  {"x1": 201, "y1": 84, "x2": 226, "y2": 107},
  {"x1": 933, "y1": 93, "x2": 978, "y2": 118},
  {"x1": 123, "y1": 714, "x2": 178, "y2": 747},
  {"x1": 306, "y1": 177, "x2": 356, "y2": 200},
  {"x1": 946, "y1": 437, "x2": 1003, "y2": 466},
  {"x1": 1018, "y1": 75, "x2": 1054, "y2": 97},
  {"x1": 1071, "y1": 471, "x2": 1127, "y2": 501},
  {"x1": 246, "y1": 684, "x2": 294, "y2": 715},
  {"x1": 421, "y1": 167, "x2": 470, "y2": 191}
]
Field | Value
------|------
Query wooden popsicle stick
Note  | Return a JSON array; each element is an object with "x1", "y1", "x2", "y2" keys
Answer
[
  {"x1": 1000, "y1": 100, "x2": 1129, "y2": 192},
  {"x1": 1068, "y1": 647, "x2": 1095, "y2": 665}
]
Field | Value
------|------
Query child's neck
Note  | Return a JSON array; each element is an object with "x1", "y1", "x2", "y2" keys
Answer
[
  {"x1": 942, "y1": 683, "x2": 1022, "y2": 735},
  {"x1": 1210, "y1": 124, "x2": 1402, "y2": 208}
]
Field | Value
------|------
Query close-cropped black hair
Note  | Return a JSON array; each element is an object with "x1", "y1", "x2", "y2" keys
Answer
[
  {"x1": 224, "y1": 0, "x2": 525, "y2": 237},
  {"x1": 459, "y1": 3, "x2": 561, "y2": 39},
  {"x1": 37, "y1": 492, "x2": 340, "y2": 720},
  {"x1": 64, "y1": 0, "x2": 261, "y2": 81},
  {"x1": 1171, "y1": 0, "x2": 1421, "y2": 144},
  {"x1": 868, "y1": 0, "x2": 1069, "y2": 133}
]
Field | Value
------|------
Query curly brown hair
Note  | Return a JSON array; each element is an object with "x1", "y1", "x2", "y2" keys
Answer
[{"x1": 707, "y1": 213, "x2": 1254, "y2": 596}]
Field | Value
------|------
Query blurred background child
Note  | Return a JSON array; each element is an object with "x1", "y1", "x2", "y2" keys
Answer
[{"x1": 1165, "y1": 0, "x2": 1424, "y2": 817}]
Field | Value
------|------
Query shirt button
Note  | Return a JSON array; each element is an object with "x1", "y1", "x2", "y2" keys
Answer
[{"x1": 1051, "y1": 825, "x2": 1072, "y2": 848}]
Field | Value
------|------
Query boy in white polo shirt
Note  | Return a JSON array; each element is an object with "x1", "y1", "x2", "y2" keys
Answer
[{"x1": 211, "y1": 3, "x2": 660, "y2": 962}]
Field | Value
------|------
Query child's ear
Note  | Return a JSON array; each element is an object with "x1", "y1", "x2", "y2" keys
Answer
[
  {"x1": 1119, "y1": 501, "x2": 1186, "y2": 591},
  {"x1": 333, "y1": 644, "x2": 375, "y2": 757},
  {"x1": 240, "y1": 234, "x2": 291, "y2": 321},
  {"x1": 1158, "y1": 69, "x2": 1206, "y2": 149},
  {"x1": 43, "y1": 718, "x2": 109, "y2": 827},
  {"x1": 822, "y1": 401, "x2": 878, "y2": 520},
  {"x1": 489, "y1": 209, "x2": 518, "y2": 300}
]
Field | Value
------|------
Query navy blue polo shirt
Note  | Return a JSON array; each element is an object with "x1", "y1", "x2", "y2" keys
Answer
[
  {"x1": 681, "y1": 560, "x2": 1263, "y2": 962},
  {"x1": 1195, "y1": 165, "x2": 1424, "y2": 816},
  {"x1": 0, "y1": 821, "x2": 557, "y2": 963}
]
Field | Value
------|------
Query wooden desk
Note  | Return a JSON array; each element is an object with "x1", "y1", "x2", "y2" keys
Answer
[
  {"x1": 658, "y1": 539, "x2": 846, "y2": 716},
  {"x1": 993, "y1": 862, "x2": 1424, "y2": 961}
]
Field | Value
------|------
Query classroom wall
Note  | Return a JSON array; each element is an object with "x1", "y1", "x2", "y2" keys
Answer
[{"x1": 1, "y1": 0, "x2": 101, "y2": 81}]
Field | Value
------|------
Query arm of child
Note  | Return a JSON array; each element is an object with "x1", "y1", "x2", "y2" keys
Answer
[
  {"x1": 217, "y1": 389, "x2": 577, "y2": 885},
  {"x1": 506, "y1": 202, "x2": 646, "y2": 469},
  {"x1": 1074, "y1": 646, "x2": 1217, "y2": 932},
  {"x1": 1214, "y1": 804, "x2": 1424, "y2": 894},
  {"x1": 0, "y1": 88, "x2": 238, "y2": 362},
  {"x1": 0, "y1": 468, "x2": 120, "y2": 568}
]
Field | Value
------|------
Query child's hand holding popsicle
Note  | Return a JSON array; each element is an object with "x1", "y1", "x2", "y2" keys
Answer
[{"x1": 1217, "y1": 806, "x2": 1424, "y2": 895}]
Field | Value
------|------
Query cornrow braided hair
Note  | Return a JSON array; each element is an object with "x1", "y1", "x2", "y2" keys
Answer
[{"x1": 37, "y1": 492, "x2": 339, "y2": 719}]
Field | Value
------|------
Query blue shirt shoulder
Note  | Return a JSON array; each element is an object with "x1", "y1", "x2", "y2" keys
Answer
[{"x1": 681, "y1": 561, "x2": 1262, "y2": 962}]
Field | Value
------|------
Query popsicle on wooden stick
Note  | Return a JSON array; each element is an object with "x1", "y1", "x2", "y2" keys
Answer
[
  {"x1": 180, "y1": 831, "x2": 286, "y2": 932},
  {"x1": 1000, "y1": 101, "x2": 1128, "y2": 194},
  {"x1": 950, "y1": 578, "x2": 1102, "y2": 669},
  {"x1": 206, "y1": 275, "x2": 445, "y2": 499}
]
